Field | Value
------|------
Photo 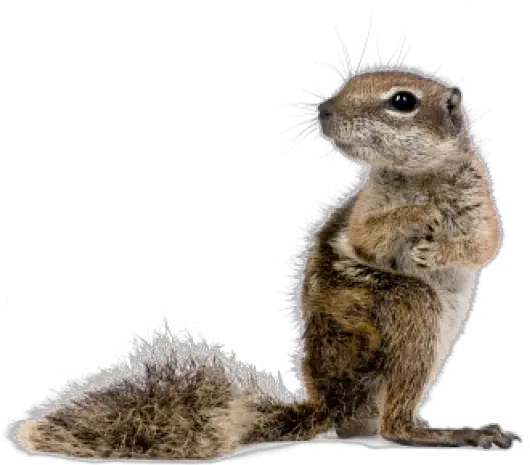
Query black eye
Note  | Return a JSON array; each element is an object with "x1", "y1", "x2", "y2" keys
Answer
[{"x1": 389, "y1": 91, "x2": 418, "y2": 112}]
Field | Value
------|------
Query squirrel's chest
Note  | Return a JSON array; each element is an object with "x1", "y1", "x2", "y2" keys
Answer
[{"x1": 375, "y1": 181, "x2": 458, "y2": 210}]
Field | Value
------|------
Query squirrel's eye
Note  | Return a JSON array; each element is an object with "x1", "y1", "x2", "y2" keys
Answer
[{"x1": 389, "y1": 91, "x2": 418, "y2": 112}]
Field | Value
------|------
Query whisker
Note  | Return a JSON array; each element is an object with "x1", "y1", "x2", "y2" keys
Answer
[
  {"x1": 355, "y1": 10, "x2": 375, "y2": 74},
  {"x1": 286, "y1": 122, "x2": 319, "y2": 152},
  {"x1": 298, "y1": 118, "x2": 320, "y2": 137},
  {"x1": 309, "y1": 92, "x2": 324, "y2": 101},
  {"x1": 398, "y1": 42, "x2": 412, "y2": 66},
  {"x1": 282, "y1": 117, "x2": 318, "y2": 134},
  {"x1": 387, "y1": 34, "x2": 405, "y2": 66},
  {"x1": 394, "y1": 36, "x2": 407, "y2": 67},
  {"x1": 334, "y1": 27, "x2": 353, "y2": 79},
  {"x1": 316, "y1": 61, "x2": 347, "y2": 82}
]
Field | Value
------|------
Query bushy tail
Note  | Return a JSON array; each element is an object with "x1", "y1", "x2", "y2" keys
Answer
[{"x1": 14, "y1": 329, "x2": 331, "y2": 459}]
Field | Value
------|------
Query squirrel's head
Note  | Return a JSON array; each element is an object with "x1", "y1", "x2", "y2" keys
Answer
[{"x1": 318, "y1": 70, "x2": 467, "y2": 170}]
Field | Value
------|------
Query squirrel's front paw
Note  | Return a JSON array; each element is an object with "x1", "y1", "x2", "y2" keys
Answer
[
  {"x1": 409, "y1": 207, "x2": 443, "y2": 239},
  {"x1": 425, "y1": 209, "x2": 443, "y2": 236},
  {"x1": 411, "y1": 239, "x2": 445, "y2": 268}
]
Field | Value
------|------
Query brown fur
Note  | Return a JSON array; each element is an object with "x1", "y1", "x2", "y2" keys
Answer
[{"x1": 15, "y1": 69, "x2": 520, "y2": 458}]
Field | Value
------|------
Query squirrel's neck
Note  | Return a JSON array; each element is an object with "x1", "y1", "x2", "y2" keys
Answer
[{"x1": 367, "y1": 134, "x2": 483, "y2": 184}]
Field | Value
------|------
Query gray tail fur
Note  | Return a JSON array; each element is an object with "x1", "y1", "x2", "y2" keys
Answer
[{"x1": 13, "y1": 329, "x2": 331, "y2": 459}]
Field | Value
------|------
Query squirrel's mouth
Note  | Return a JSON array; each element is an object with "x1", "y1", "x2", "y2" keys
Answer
[
  {"x1": 334, "y1": 141, "x2": 354, "y2": 152},
  {"x1": 319, "y1": 117, "x2": 354, "y2": 149},
  {"x1": 318, "y1": 118, "x2": 332, "y2": 139},
  {"x1": 319, "y1": 124, "x2": 351, "y2": 150},
  {"x1": 319, "y1": 121, "x2": 347, "y2": 146},
  {"x1": 320, "y1": 131, "x2": 355, "y2": 155}
]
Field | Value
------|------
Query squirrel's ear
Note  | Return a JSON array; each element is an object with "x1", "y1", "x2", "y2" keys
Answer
[{"x1": 446, "y1": 87, "x2": 463, "y2": 135}]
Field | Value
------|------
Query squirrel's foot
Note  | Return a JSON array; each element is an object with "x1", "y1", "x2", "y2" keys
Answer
[
  {"x1": 383, "y1": 423, "x2": 521, "y2": 449},
  {"x1": 455, "y1": 424, "x2": 521, "y2": 449}
]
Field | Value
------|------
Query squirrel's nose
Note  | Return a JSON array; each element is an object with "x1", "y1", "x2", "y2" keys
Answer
[{"x1": 318, "y1": 99, "x2": 335, "y2": 120}]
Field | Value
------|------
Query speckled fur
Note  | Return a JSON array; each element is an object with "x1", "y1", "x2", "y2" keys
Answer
[
  {"x1": 16, "y1": 350, "x2": 330, "y2": 459},
  {"x1": 15, "y1": 69, "x2": 520, "y2": 458}
]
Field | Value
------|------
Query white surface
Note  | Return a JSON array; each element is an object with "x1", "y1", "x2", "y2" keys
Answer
[{"x1": 18, "y1": 431, "x2": 496, "y2": 463}]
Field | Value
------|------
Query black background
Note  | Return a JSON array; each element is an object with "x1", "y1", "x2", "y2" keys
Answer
[{"x1": 0, "y1": 2, "x2": 528, "y2": 461}]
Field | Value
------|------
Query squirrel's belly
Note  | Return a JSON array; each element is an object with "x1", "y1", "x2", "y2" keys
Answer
[{"x1": 429, "y1": 268, "x2": 477, "y2": 377}]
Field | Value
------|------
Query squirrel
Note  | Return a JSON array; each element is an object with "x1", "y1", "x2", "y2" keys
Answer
[{"x1": 15, "y1": 68, "x2": 521, "y2": 458}]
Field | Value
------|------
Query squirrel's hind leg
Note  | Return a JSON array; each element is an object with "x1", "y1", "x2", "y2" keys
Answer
[
  {"x1": 335, "y1": 380, "x2": 385, "y2": 438},
  {"x1": 378, "y1": 282, "x2": 520, "y2": 449}
]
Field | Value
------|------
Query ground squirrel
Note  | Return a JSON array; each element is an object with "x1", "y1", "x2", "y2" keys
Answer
[{"x1": 14, "y1": 68, "x2": 520, "y2": 458}]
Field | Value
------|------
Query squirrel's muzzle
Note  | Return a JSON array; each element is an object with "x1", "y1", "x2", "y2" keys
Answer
[{"x1": 318, "y1": 99, "x2": 335, "y2": 121}]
